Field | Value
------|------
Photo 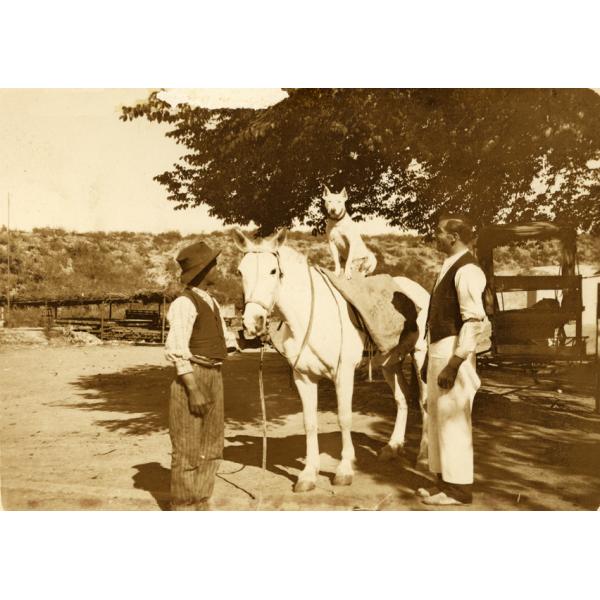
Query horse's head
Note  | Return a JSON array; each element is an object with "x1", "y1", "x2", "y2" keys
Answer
[{"x1": 232, "y1": 228, "x2": 288, "y2": 338}]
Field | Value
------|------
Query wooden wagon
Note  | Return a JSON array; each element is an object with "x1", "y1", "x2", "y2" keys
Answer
[{"x1": 476, "y1": 222, "x2": 587, "y2": 365}]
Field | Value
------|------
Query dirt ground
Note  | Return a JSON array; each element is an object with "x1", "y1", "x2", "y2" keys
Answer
[{"x1": 1, "y1": 343, "x2": 599, "y2": 510}]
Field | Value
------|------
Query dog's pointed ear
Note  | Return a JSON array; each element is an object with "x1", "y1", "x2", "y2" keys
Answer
[
  {"x1": 322, "y1": 184, "x2": 332, "y2": 197},
  {"x1": 340, "y1": 187, "x2": 348, "y2": 201},
  {"x1": 232, "y1": 228, "x2": 251, "y2": 251},
  {"x1": 272, "y1": 228, "x2": 288, "y2": 248}
]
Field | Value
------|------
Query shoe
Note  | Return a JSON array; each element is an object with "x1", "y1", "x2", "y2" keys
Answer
[
  {"x1": 416, "y1": 485, "x2": 442, "y2": 498},
  {"x1": 422, "y1": 492, "x2": 464, "y2": 506}
]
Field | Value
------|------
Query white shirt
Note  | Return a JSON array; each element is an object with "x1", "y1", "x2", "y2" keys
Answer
[
  {"x1": 164, "y1": 287, "x2": 230, "y2": 375},
  {"x1": 431, "y1": 248, "x2": 487, "y2": 359}
]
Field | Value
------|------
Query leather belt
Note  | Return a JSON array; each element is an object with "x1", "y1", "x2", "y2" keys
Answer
[{"x1": 189, "y1": 355, "x2": 223, "y2": 368}]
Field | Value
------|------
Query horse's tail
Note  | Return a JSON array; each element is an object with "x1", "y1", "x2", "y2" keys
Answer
[{"x1": 406, "y1": 350, "x2": 422, "y2": 406}]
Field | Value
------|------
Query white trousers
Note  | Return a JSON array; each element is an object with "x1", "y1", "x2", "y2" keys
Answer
[{"x1": 426, "y1": 335, "x2": 481, "y2": 485}]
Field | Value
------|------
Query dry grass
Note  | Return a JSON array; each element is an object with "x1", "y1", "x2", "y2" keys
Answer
[{"x1": 1, "y1": 227, "x2": 598, "y2": 314}]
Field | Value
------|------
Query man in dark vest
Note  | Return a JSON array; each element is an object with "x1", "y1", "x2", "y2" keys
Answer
[
  {"x1": 164, "y1": 241, "x2": 230, "y2": 510},
  {"x1": 418, "y1": 214, "x2": 487, "y2": 506}
]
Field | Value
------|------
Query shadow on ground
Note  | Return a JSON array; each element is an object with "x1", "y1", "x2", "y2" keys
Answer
[
  {"x1": 223, "y1": 430, "x2": 428, "y2": 498},
  {"x1": 132, "y1": 462, "x2": 170, "y2": 510},
  {"x1": 69, "y1": 352, "x2": 600, "y2": 510},
  {"x1": 69, "y1": 354, "x2": 319, "y2": 434}
]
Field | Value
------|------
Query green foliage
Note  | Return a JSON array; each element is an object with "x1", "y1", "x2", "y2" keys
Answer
[{"x1": 122, "y1": 89, "x2": 600, "y2": 235}]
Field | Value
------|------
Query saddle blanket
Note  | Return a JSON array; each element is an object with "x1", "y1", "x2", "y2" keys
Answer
[{"x1": 316, "y1": 267, "x2": 425, "y2": 355}]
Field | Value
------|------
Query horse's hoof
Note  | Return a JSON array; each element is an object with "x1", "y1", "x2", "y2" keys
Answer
[
  {"x1": 378, "y1": 444, "x2": 401, "y2": 461},
  {"x1": 294, "y1": 479, "x2": 316, "y2": 493},
  {"x1": 333, "y1": 473, "x2": 353, "y2": 486}
]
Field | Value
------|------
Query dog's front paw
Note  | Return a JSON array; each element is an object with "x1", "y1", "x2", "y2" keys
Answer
[{"x1": 344, "y1": 270, "x2": 353, "y2": 280}]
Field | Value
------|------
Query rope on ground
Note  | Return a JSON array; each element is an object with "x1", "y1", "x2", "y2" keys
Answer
[{"x1": 216, "y1": 473, "x2": 256, "y2": 500}]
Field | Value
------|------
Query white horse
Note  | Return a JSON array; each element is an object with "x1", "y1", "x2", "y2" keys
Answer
[{"x1": 233, "y1": 228, "x2": 429, "y2": 492}]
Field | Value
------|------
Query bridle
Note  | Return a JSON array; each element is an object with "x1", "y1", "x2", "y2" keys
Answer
[
  {"x1": 241, "y1": 247, "x2": 316, "y2": 372},
  {"x1": 242, "y1": 249, "x2": 285, "y2": 314}
]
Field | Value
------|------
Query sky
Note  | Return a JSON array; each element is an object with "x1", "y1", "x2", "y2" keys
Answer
[
  {"x1": 0, "y1": 88, "x2": 396, "y2": 235},
  {"x1": 1, "y1": 89, "x2": 216, "y2": 234}
]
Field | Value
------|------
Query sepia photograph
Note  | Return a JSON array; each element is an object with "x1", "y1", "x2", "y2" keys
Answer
[
  {"x1": 1, "y1": 87, "x2": 599, "y2": 512},
  {"x1": 3, "y1": 2, "x2": 600, "y2": 598}
]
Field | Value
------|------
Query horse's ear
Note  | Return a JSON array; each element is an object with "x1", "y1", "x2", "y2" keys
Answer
[
  {"x1": 322, "y1": 184, "x2": 331, "y2": 197},
  {"x1": 272, "y1": 228, "x2": 288, "y2": 248},
  {"x1": 232, "y1": 228, "x2": 251, "y2": 251},
  {"x1": 340, "y1": 187, "x2": 348, "y2": 201}
]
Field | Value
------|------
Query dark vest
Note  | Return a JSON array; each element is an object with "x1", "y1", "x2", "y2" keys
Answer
[
  {"x1": 426, "y1": 251, "x2": 479, "y2": 344},
  {"x1": 181, "y1": 289, "x2": 228, "y2": 360}
]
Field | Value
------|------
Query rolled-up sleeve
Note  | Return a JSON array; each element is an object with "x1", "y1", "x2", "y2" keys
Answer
[
  {"x1": 454, "y1": 264, "x2": 487, "y2": 359},
  {"x1": 164, "y1": 296, "x2": 197, "y2": 375}
]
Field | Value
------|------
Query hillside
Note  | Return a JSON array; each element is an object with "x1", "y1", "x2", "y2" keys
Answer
[{"x1": 1, "y1": 227, "x2": 599, "y2": 308}]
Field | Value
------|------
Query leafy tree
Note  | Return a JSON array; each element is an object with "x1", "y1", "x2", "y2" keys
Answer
[{"x1": 121, "y1": 89, "x2": 600, "y2": 235}]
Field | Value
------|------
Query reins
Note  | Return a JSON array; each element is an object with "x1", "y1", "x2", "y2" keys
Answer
[
  {"x1": 313, "y1": 266, "x2": 344, "y2": 384},
  {"x1": 291, "y1": 260, "x2": 316, "y2": 372}
]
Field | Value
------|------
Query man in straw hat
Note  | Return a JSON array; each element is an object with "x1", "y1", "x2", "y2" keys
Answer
[{"x1": 164, "y1": 240, "x2": 231, "y2": 510}]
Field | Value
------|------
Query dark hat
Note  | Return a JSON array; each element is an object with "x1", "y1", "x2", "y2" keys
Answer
[{"x1": 176, "y1": 241, "x2": 221, "y2": 285}]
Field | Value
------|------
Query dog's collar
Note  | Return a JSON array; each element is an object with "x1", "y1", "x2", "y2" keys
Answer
[{"x1": 328, "y1": 208, "x2": 347, "y2": 222}]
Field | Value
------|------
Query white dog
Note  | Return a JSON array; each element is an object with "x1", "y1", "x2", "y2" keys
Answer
[{"x1": 323, "y1": 185, "x2": 377, "y2": 279}]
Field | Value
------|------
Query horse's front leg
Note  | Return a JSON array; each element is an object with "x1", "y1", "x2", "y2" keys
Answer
[
  {"x1": 379, "y1": 360, "x2": 410, "y2": 461},
  {"x1": 333, "y1": 366, "x2": 356, "y2": 486},
  {"x1": 293, "y1": 371, "x2": 320, "y2": 493}
]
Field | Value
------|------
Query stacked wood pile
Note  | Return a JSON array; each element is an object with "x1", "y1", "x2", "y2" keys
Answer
[
  {"x1": 124, "y1": 309, "x2": 161, "y2": 325},
  {"x1": 55, "y1": 311, "x2": 165, "y2": 343},
  {"x1": 55, "y1": 317, "x2": 102, "y2": 334},
  {"x1": 101, "y1": 322, "x2": 162, "y2": 343},
  {"x1": 53, "y1": 311, "x2": 244, "y2": 345}
]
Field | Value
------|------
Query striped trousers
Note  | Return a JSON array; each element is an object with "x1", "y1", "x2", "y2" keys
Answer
[{"x1": 169, "y1": 364, "x2": 224, "y2": 511}]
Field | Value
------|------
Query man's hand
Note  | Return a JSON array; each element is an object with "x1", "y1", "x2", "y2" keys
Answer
[
  {"x1": 420, "y1": 354, "x2": 428, "y2": 384},
  {"x1": 180, "y1": 372, "x2": 213, "y2": 417},
  {"x1": 188, "y1": 386, "x2": 214, "y2": 417},
  {"x1": 437, "y1": 365, "x2": 458, "y2": 389},
  {"x1": 436, "y1": 355, "x2": 464, "y2": 390}
]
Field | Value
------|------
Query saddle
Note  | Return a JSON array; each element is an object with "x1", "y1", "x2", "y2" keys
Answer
[{"x1": 316, "y1": 267, "x2": 420, "y2": 356}]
